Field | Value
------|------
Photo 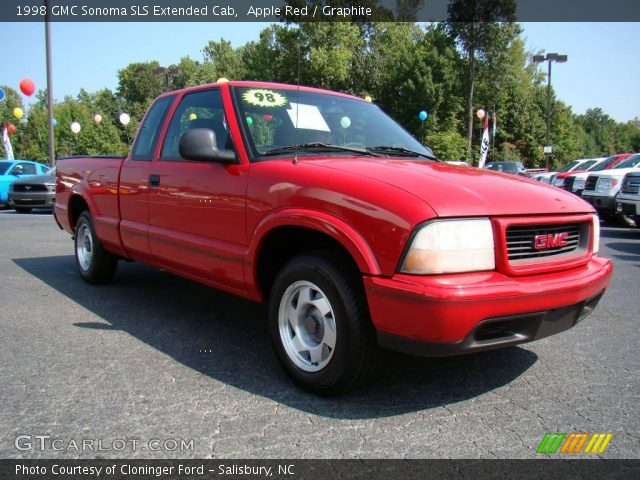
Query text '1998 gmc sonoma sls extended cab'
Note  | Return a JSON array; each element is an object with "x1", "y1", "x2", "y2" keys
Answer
[{"x1": 55, "y1": 81, "x2": 613, "y2": 394}]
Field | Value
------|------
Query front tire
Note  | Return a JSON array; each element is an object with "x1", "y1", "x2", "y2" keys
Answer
[
  {"x1": 268, "y1": 253, "x2": 377, "y2": 395},
  {"x1": 74, "y1": 211, "x2": 118, "y2": 284}
]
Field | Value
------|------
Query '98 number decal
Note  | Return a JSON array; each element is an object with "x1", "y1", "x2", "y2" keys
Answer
[{"x1": 242, "y1": 89, "x2": 288, "y2": 108}]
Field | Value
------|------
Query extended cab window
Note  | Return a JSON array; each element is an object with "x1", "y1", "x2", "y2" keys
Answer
[
  {"x1": 161, "y1": 89, "x2": 230, "y2": 161},
  {"x1": 131, "y1": 95, "x2": 174, "y2": 161}
]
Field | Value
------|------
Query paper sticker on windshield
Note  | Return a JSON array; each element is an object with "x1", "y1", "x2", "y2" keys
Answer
[
  {"x1": 242, "y1": 89, "x2": 288, "y2": 108},
  {"x1": 286, "y1": 103, "x2": 331, "y2": 132}
]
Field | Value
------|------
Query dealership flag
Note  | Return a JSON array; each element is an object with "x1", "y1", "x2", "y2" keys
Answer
[
  {"x1": 492, "y1": 111, "x2": 497, "y2": 140},
  {"x1": 478, "y1": 114, "x2": 490, "y2": 168},
  {"x1": 2, "y1": 125, "x2": 14, "y2": 160}
]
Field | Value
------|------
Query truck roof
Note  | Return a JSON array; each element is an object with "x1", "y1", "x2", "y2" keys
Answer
[{"x1": 158, "y1": 80, "x2": 366, "y2": 103}]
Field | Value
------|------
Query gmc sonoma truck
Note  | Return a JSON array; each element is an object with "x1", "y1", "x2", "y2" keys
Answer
[{"x1": 55, "y1": 81, "x2": 613, "y2": 394}]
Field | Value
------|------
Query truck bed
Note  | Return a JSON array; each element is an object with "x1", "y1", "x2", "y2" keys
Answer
[{"x1": 55, "y1": 155, "x2": 127, "y2": 253}]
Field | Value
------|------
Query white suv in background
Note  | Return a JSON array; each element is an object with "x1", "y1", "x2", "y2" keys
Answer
[
  {"x1": 582, "y1": 153, "x2": 640, "y2": 219},
  {"x1": 615, "y1": 171, "x2": 640, "y2": 225},
  {"x1": 561, "y1": 154, "x2": 634, "y2": 195}
]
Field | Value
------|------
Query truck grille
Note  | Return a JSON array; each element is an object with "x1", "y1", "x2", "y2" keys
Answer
[
  {"x1": 506, "y1": 223, "x2": 582, "y2": 261},
  {"x1": 13, "y1": 184, "x2": 48, "y2": 192},
  {"x1": 584, "y1": 175, "x2": 598, "y2": 191},
  {"x1": 621, "y1": 175, "x2": 640, "y2": 195},
  {"x1": 563, "y1": 176, "x2": 575, "y2": 192}
]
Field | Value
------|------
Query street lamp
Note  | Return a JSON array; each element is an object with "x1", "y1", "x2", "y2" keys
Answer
[
  {"x1": 153, "y1": 66, "x2": 182, "y2": 90},
  {"x1": 532, "y1": 53, "x2": 568, "y2": 169}
]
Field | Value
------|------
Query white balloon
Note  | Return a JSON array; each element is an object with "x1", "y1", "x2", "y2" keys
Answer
[
  {"x1": 70, "y1": 122, "x2": 81, "y2": 134},
  {"x1": 340, "y1": 116, "x2": 351, "y2": 129},
  {"x1": 93, "y1": 114, "x2": 102, "y2": 124},
  {"x1": 476, "y1": 109, "x2": 486, "y2": 119},
  {"x1": 119, "y1": 113, "x2": 131, "y2": 126}
]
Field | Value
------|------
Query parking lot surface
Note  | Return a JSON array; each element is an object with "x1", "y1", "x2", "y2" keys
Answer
[{"x1": 0, "y1": 211, "x2": 638, "y2": 458}]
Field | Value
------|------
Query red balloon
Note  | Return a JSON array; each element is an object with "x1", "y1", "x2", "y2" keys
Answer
[
  {"x1": 8, "y1": 124, "x2": 16, "y2": 133},
  {"x1": 19, "y1": 78, "x2": 36, "y2": 96},
  {"x1": 263, "y1": 114, "x2": 273, "y2": 121}
]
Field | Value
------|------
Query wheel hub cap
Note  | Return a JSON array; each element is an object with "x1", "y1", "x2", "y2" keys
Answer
[{"x1": 278, "y1": 280, "x2": 337, "y2": 372}]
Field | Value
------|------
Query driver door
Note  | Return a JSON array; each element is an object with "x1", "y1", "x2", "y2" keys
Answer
[{"x1": 147, "y1": 87, "x2": 248, "y2": 293}]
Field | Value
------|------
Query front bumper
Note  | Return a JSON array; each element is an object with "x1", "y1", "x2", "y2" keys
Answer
[
  {"x1": 615, "y1": 195, "x2": 640, "y2": 216},
  {"x1": 582, "y1": 194, "x2": 616, "y2": 215},
  {"x1": 8, "y1": 191, "x2": 56, "y2": 209},
  {"x1": 364, "y1": 256, "x2": 612, "y2": 357}
]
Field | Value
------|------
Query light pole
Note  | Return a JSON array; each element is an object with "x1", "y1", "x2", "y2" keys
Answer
[
  {"x1": 45, "y1": 0, "x2": 55, "y2": 168},
  {"x1": 153, "y1": 66, "x2": 182, "y2": 90},
  {"x1": 532, "y1": 53, "x2": 567, "y2": 169}
]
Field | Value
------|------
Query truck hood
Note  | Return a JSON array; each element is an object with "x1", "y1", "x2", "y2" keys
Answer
[
  {"x1": 309, "y1": 158, "x2": 593, "y2": 217},
  {"x1": 587, "y1": 167, "x2": 640, "y2": 179}
]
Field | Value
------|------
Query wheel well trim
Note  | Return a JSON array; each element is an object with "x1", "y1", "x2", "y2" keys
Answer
[
  {"x1": 247, "y1": 209, "x2": 381, "y2": 296},
  {"x1": 67, "y1": 188, "x2": 95, "y2": 230}
]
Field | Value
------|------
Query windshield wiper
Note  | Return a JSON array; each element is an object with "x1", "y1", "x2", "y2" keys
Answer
[
  {"x1": 367, "y1": 145, "x2": 437, "y2": 160},
  {"x1": 263, "y1": 143, "x2": 381, "y2": 157}
]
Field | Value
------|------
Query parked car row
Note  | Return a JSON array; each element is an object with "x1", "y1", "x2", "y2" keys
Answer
[
  {"x1": 0, "y1": 160, "x2": 55, "y2": 213},
  {"x1": 540, "y1": 153, "x2": 640, "y2": 224}
]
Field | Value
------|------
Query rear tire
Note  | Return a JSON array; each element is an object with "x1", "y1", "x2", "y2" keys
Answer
[
  {"x1": 268, "y1": 253, "x2": 378, "y2": 395},
  {"x1": 74, "y1": 211, "x2": 118, "y2": 284},
  {"x1": 14, "y1": 207, "x2": 32, "y2": 213}
]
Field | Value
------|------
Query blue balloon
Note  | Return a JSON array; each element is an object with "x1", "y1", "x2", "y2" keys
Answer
[
  {"x1": 52, "y1": 118, "x2": 58, "y2": 127},
  {"x1": 419, "y1": 110, "x2": 428, "y2": 121}
]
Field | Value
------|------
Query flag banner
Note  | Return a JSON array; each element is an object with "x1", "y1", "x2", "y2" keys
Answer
[
  {"x1": 492, "y1": 111, "x2": 497, "y2": 139},
  {"x1": 2, "y1": 126, "x2": 14, "y2": 160},
  {"x1": 478, "y1": 115, "x2": 490, "y2": 168}
]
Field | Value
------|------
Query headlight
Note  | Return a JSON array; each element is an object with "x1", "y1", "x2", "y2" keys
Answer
[
  {"x1": 573, "y1": 178, "x2": 585, "y2": 190},
  {"x1": 401, "y1": 219, "x2": 495, "y2": 274},
  {"x1": 596, "y1": 177, "x2": 617, "y2": 191},
  {"x1": 8, "y1": 184, "x2": 14, "y2": 192},
  {"x1": 552, "y1": 177, "x2": 565, "y2": 187},
  {"x1": 45, "y1": 183, "x2": 56, "y2": 192},
  {"x1": 591, "y1": 214, "x2": 600, "y2": 254}
]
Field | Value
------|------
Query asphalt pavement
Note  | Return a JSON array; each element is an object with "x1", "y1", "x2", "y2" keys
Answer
[{"x1": 0, "y1": 210, "x2": 638, "y2": 459}]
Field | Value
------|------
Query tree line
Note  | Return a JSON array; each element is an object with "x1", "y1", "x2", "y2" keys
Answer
[{"x1": 2, "y1": 21, "x2": 639, "y2": 167}]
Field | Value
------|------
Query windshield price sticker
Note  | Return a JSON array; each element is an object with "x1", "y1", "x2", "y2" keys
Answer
[{"x1": 242, "y1": 89, "x2": 288, "y2": 108}]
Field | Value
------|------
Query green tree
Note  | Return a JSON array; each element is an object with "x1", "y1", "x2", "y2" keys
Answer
[{"x1": 445, "y1": 0, "x2": 518, "y2": 161}]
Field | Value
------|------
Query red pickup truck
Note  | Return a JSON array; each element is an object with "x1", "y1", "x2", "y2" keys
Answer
[{"x1": 55, "y1": 81, "x2": 613, "y2": 394}]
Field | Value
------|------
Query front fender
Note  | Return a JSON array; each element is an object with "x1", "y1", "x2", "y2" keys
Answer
[{"x1": 245, "y1": 208, "x2": 381, "y2": 297}]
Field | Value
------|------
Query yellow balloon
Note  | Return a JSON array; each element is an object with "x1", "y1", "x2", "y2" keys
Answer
[
  {"x1": 364, "y1": 95, "x2": 372, "y2": 103},
  {"x1": 217, "y1": 77, "x2": 229, "y2": 83},
  {"x1": 189, "y1": 113, "x2": 197, "y2": 121},
  {"x1": 13, "y1": 107, "x2": 24, "y2": 119}
]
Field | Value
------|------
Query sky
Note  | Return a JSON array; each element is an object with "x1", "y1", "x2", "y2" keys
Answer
[{"x1": 0, "y1": 22, "x2": 638, "y2": 122}]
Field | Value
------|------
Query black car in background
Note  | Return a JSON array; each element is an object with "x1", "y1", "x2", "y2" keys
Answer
[
  {"x1": 8, "y1": 167, "x2": 56, "y2": 213},
  {"x1": 484, "y1": 161, "x2": 526, "y2": 176}
]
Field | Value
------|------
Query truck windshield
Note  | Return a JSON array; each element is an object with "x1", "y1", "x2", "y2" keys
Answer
[
  {"x1": 233, "y1": 86, "x2": 434, "y2": 160},
  {"x1": 558, "y1": 161, "x2": 581, "y2": 172},
  {"x1": 614, "y1": 154, "x2": 640, "y2": 169}
]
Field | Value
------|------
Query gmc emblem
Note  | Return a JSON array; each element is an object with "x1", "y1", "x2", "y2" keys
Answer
[{"x1": 534, "y1": 233, "x2": 569, "y2": 250}]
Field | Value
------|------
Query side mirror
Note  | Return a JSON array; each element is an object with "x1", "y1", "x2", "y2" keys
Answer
[{"x1": 179, "y1": 128, "x2": 236, "y2": 163}]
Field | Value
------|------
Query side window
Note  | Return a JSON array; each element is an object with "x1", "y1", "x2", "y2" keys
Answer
[
  {"x1": 15, "y1": 163, "x2": 37, "y2": 175},
  {"x1": 131, "y1": 95, "x2": 175, "y2": 161},
  {"x1": 160, "y1": 89, "x2": 230, "y2": 161}
]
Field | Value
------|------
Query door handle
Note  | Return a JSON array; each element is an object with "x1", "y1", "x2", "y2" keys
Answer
[{"x1": 149, "y1": 174, "x2": 160, "y2": 188}]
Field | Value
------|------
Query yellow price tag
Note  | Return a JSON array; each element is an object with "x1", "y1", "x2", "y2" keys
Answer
[{"x1": 242, "y1": 89, "x2": 288, "y2": 108}]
